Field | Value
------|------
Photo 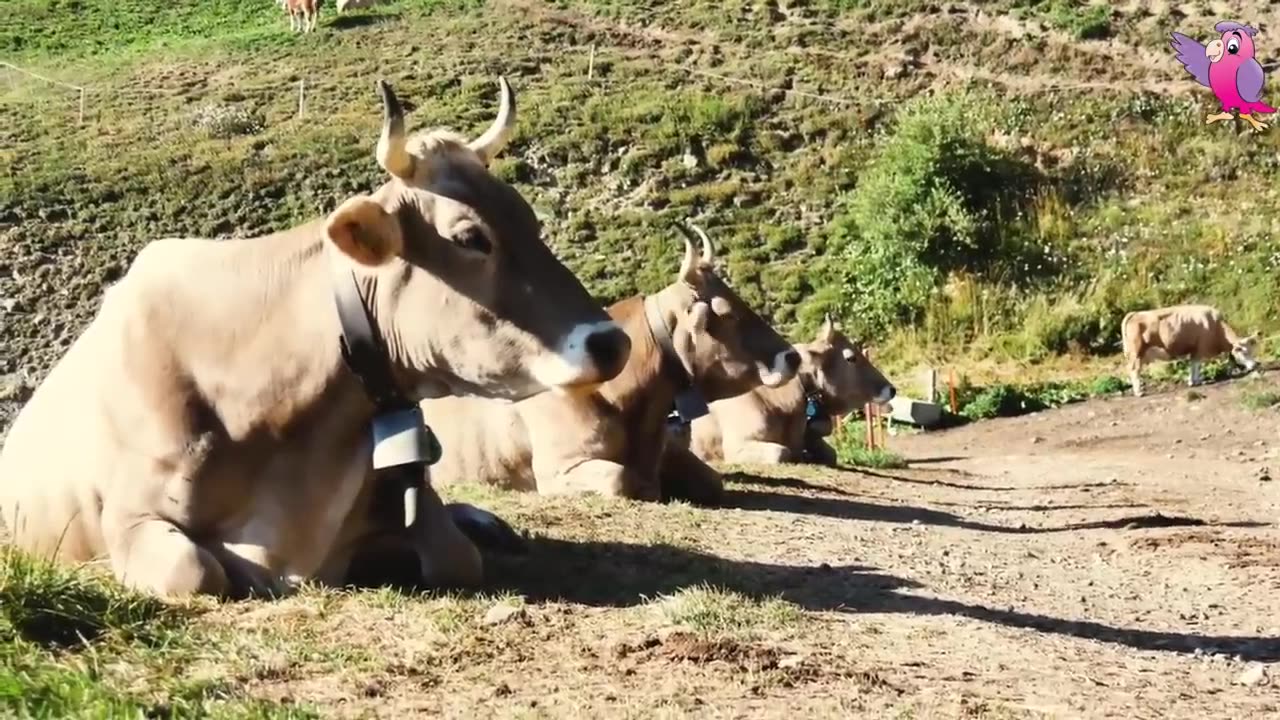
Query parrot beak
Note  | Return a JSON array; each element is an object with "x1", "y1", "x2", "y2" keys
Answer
[{"x1": 1206, "y1": 39, "x2": 1224, "y2": 63}]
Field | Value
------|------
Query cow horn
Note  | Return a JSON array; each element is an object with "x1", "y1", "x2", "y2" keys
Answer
[
  {"x1": 688, "y1": 223, "x2": 715, "y2": 264},
  {"x1": 403, "y1": 484, "x2": 419, "y2": 529},
  {"x1": 820, "y1": 312, "x2": 835, "y2": 340},
  {"x1": 376, "y1": 80, "x2": 416, "y2": 181},
  {"x1": 467, "y1": 76, "x2": 517, "y2": 166},
  {"x1": 675, "y1": 224, "x2": 699, "y2": 282}
]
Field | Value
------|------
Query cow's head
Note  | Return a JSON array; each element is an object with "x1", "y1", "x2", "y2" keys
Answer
[
  {"x1": 322, "y1": 78, "x2": 630, "y2": 401},
  {"x1": 800, "y1": 313, "x2": 896, "y2": 414},
  {"x1": 650, "y1": 223, "x2": 800, "y2": 400},
  {"x1": 1232, "y1": 332, "x2": 1261, "y2": 372}
]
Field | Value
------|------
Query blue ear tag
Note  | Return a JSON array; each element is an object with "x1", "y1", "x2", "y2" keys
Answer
[
  {"x1": 805, "y1": 397, "x2": 818, "y2": 419},
  {"x1": 370, "y1": 406, "x2": 442, "y2": 470}
]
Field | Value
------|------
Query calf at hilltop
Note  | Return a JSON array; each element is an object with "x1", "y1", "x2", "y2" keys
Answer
[
  {"x1": 423, "y1": 223, "x2": 800, "y2": 505},
  {"x1": 0, "y1": 77, "x2": 632, "y2": 598},
  {"x1": 686, "y1": 313, "x2": 895, "y2": 466},
  {"x1": 1122, "y1": 303, "x2": 1259, "y2": 397}
]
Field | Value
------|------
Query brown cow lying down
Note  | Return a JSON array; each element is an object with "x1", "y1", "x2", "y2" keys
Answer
[
  {"x1": 422, "y1": 224, "x2": 801, "y2": 505},
  {"x1": 1122, "y1": 303, "x2": 1259, "y2": 397},
  {"x1": 0, "y1": 77, "x2": 633, "y2": 598},
  {"x1": 685, "y1": 313, "x2": 895, "y2": 466}
]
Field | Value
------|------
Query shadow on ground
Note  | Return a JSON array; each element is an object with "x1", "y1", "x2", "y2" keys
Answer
[
  {"x1": 722, "y1": 484, "x2": 1265, "y2": 534},
  {"x1": 484, "y1": 536, "x2": 1280, "y2": 662},
  {"x1": 328, "y1": 12, "x2": 399, "y2": 30}
]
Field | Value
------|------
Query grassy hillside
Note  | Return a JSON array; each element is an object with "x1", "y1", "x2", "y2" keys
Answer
[{"x1": 3, "y1": 0, "x2": 1280, "y2": 394}]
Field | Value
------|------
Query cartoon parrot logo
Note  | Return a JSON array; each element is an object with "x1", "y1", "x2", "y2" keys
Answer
[{"x1": 1170, "y1": 21, "x2": 1275, "y2": 132}]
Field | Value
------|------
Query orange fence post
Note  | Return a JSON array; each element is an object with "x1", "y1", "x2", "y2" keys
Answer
[
  {"x1": 863, "y1": 403, "x2": 873, "y2": 450},
  {"x1": 948, "y1": 370, "x2": 958, "y2": 414}
]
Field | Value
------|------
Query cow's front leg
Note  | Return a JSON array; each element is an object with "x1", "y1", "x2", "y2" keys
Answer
[
  {"x1": 446, "y1": 503, "x2": 527, "y2": 555},
  {"x1": 217, "y1": 541, "x2": 292, "y2": 599},
  {"x1": 1188, "y1": 359, "x2": 1203, "y2": 387},
  {"x1": 538, "y1": 459, "x2": 656, "y2": 501},
  {"x1": 102, "y1": 514, "x2": 230, "y2": 598},
  {"x1": 724, "y1": 440, "x2": 792, "y2": 465},
  {"x1": 804, "y1": 436, "x2": 839, "y2": 467},
  {"x1": 659, "y1": 445, "x2": 724, "y2": 506}
]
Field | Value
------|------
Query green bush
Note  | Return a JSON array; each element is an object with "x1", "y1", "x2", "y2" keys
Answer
[
  {"x1": 827, "y1": 419, "x2": 908, "y2": 469},
  {"x1": 959, "y1": 384, "x2": 1048, "y2": 420},
  {"x1": 819, "y1": 91, "x2": 1048, "y2": 338},
  {"x1": 1089, "y1": 375, "x2": 1129, "y2": 396},
  {"x1": 1241, "y1": 390, "x2": 1280, "y2": 410},
  {"x1": 1046, "y1": 1, "x2": 1111, "y2": 40}
]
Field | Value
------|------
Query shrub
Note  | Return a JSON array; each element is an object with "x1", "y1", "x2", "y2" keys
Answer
[
  {"x1": 827, "y1": 418, "x2": 908, "y2": 469},
  {"x1": 1089, "y1": 375, "x2": 1129, "y2": 396},
  {"x1": 959, "y1": 384, "x2": 1048, "y2": 420},
  {"x1": 819, "y1": 91, "x2": 1047, "y2": 338},
  {"x1": 1241, "y1": 390, "x2": 1280, "y2": 410},
  {"x1": 1046, "y1": 1, "x2": 1111, "y2": 40}
]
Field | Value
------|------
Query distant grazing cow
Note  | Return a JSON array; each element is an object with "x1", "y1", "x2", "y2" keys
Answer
[
  {"x1": 1122, "y1": 303, "x2": 1260, "y2": 397},
  {"x1": 0, "y1": 77, "x2": 633, "y2": 598},
  {"x1": 284, "y1": 0, "x2": 320, "y2": 32},
  {"x1": 686, "y1": 313, "x2": 895, "y2": 466},
  {"x1": 423, "y1": 224, "x2": 801, "y2": 505}
]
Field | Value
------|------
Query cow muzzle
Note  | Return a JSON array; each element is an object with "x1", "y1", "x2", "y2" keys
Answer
[
  {"x1": 529, "y1": 320, "x2": 632, "y2": 391},
  {"x1": 874, "y1": 383, "x2": 897, "y2": 409}
]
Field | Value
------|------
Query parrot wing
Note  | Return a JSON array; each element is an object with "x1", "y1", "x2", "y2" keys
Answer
[
  {"x1": 1169, "y1": 32, "x2": 1212, "y2": 87},
  {"x1": 1237, "y1": 57, "x2": 1267, "y2": 102}
]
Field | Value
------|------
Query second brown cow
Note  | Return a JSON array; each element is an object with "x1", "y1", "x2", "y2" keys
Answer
[{"x1": 422, "y1": 223, "x2": 800, "y2": 504}]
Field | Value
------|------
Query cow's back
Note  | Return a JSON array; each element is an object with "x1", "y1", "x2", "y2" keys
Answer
[
  {"x1": 697, "y1": 379, "x2": 806, "y2": 461},
  {"x1": 1125, "y1": 304, "x2": 1229, "y2": 359},
  {"x1": 421, "y1": 396, "x2": 537, "y2": 492},
  {"x1": 0, "y1": 275, "x2": 140, "y2": 562}
]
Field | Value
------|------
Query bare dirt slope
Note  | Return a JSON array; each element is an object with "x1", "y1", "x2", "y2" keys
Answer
[{"x1": 178, "y1": 374, "x2": 1280, "y2": 719}]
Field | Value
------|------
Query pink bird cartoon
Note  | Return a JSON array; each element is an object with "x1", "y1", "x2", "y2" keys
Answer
[{"x1": 1170, "y1": 21, "x2": 1275, "y2": 132}]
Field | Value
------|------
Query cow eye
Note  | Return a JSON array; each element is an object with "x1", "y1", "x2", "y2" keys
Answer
[{"x1": 453, "y1": 227, "x2": 492, "y2": 255}]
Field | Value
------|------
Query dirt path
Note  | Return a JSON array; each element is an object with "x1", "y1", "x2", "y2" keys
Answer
[{"x1": 188, "y1": 375, "x2": 1278, "y2": 718}]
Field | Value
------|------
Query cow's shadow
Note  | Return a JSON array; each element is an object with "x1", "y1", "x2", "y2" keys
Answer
[
  {"x1": 482, "y1": 535, "x2": 1280, "y2": 662},
  {"x1": 329, "y1": 12, "x2": 398, "y2": 30},
  {"x1": 720, "y1": 485, "x2": 1267, "y2": 534}
]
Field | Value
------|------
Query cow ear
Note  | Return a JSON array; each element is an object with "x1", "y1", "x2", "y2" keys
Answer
[
  {"x1": 325, "y1": 195, "x2": 404, "y2": 267},
  {"x1": 687, "y1": 301, "x2": 710, "y2": 335},
  {"x1": 668, "y1": 301, "x2": 709, "y2": 378}
]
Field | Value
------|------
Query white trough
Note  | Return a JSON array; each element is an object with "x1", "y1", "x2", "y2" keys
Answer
[{"x1": 887, "y1": 396, "x2": 945, "y2": 428}]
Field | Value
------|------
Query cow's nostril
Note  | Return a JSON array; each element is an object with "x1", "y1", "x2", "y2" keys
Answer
[
  {"x1": 783, "y1": 350, "x2": 801, "y2": 372},
  {"x1": 883, "y1": 385, "x2": 897, "y2": 402},
  {"x1": 585, "y1": 326, "x2": 630, "y2": 380}
]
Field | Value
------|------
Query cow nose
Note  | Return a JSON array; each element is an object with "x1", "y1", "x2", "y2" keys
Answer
[
  {"x1": 783, "y1": 349, "x2": 801, "y2": 373},
  {"x1": 585, "y1": 325, "x2": 630, "y2": 381},
  {"x1": 879, "y1": 384, "x2": 897, "y2": 403}
]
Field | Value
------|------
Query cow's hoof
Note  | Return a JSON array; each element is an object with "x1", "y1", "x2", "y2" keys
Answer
[{"x1": 447, "y1": 503, "x2": 528, "y2": 555}]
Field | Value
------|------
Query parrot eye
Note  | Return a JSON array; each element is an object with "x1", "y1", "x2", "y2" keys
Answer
[{"x1": 1228, "y1": 37, "x2": 1241, "y2": 54}]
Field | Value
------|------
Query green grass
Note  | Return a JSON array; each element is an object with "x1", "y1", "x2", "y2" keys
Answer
[
  {"x1": 0, "y1": 549, "x2": 315, "y2": 718},
  {"x1": 826, "y1": 420, "x2": 910, "y2": 468},
  {"x1": 1240, "y1": 389, "x2": 1280, "y2": 411},
  {"x1": 653, "y1": 585, "x2": 804, "y2": 636},
  {"x1": 3, "y1": 0, "x2": 1280, "y2": 392}
]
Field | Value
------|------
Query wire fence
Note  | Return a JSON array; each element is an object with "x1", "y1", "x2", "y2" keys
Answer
[{"x1": 1, "y1": 37, "x2": 872, "y2": 135}]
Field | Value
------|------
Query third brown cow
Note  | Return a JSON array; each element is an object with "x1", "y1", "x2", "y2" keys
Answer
[{"x1": 686, "y1": 313, "x2": 895, "y2": 466}]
